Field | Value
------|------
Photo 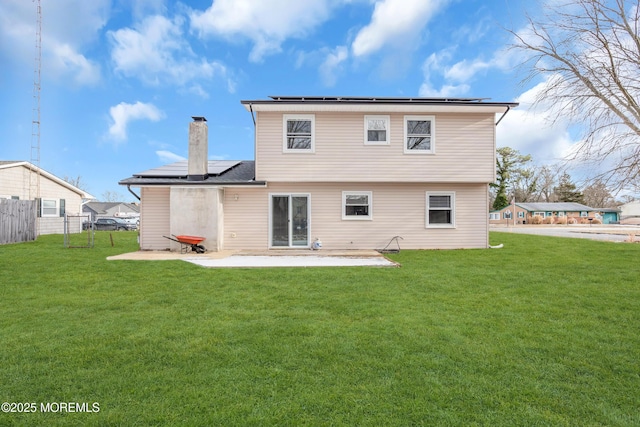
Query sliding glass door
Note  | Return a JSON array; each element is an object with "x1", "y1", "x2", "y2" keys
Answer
[{"x1": 271, "y1": 194, "x2": 309, "y2": 248}]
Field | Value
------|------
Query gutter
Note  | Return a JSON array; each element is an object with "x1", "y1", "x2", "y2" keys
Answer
[
  {"x1": 249, "y1": 103, "x2": 256, "y2": 127},
  {"x1": 127, "y1": 185, "x2": 141, "y2": 201},
  {"x1": 495, "y1": 106, "x2": 511, "y2": 126}
]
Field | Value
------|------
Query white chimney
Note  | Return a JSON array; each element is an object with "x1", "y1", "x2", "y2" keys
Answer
[{"x1": 188, "y1": 116, "x2": 208, "y2": 181}]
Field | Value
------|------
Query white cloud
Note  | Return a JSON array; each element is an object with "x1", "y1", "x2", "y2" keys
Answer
[
  {"x1": 156, "y1": 150, "x2": 186, "y2": 163},
  {"x1": 351, "y1": 0, "x2": 449, "y2": 57},
  {"x1": 319, "y1": 45, "x2": 349, "y2": 86},
  {"x1": 497, "y1": 78, "x2": 577, "y2": 163},
  {"x1": 0, "y1": 0, "x2": 107, "y2": 86},
  {"x1": 108, "y1": 101, "x2": 165, "y2": 142},
  {"x1": 109, "y1": 14, "x2": 231, "y2": 93},
  {"x1": 50, "y1": 44, "x2": 101, "y2": 86},
  {"x1": 189, "y1": 0, "x2": 333, "y2": 62},
  {"x1": 418, "y1": 49, "x2": 470, "y2": 97}
]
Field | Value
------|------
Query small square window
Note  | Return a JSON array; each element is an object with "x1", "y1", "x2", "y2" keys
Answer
[
  {"x1": 426, "y1": 192, "x2": 454, "y2": 227},
  {"x1": 364, "y1": 115, "x2": 390, "y2": 145},
  {"x1": 283, "y1": 114, "x2": 315, "y2": 153},
  {"x1": 405, "y1": 115, "x2": 435, "y2": 154},
  {"x1": 42, "y1": 199, "x2": 58, "y2": 217},
  {"x1": 342, "y1": 191, "x2": 372, "y2": 220}
]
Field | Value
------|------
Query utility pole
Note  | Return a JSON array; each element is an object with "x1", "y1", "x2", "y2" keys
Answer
[
  {"x1": 30, "y1": 0, "x2": 42, "y2": 235},
  {"x1": 29, "y1": 0, "x2": 42, "y2": 203}
]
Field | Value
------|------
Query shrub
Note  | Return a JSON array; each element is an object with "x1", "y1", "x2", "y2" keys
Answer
[
  {"x1": 543, "y1": 216, "x2": 555, "y2": 224},
  {"x1": 580, "y1": 218, "x2": 591, "y2": 224},
  {"x1": 529, "y1": 215, "x2": 543, "y2": 224},
  {"x1": 556, "y1": 216, "x2": 567, "y2": 225},
  {"x1": 591, "y1": 218, "x2": 602, "y2": 224},
  {"x1": 568, "y1": 217, "x2": 578, "y2": 224}
]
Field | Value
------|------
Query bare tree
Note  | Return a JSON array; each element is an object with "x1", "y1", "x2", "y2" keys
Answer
[
  {"x1": 535, "y1": 164, "x2": 562, "y2": 202},
  {"x1": 62, "y1": 175, "x2": 88, "y2": 191},
  {"x1": 101, "y1": 190, "x2": 126, "y2": 202},
  {"x1": 510, "y1": 0, "x2": 640, "y2": 188},
  {"x1": 582, "y1": 178, "x2": 619, "y2": 206},
  {"x1": 513, "y1": 167, "x2": 538, "y2": 202}
]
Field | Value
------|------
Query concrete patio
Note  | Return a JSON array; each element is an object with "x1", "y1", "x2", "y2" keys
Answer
[{"x1": 107, "y1": 249, "x2": 399, "y2": 268}]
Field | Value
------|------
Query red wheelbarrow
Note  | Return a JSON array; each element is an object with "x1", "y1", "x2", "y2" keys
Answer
[{"x1": 163, "y1": 234, "x2": 206, "y2": 253}]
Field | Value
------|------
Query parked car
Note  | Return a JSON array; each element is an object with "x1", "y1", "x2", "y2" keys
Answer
[
  {"x1": 83, "y1": 217, "x2": 137, "y2": 231},
  {"x1": 118, "y1": 216, "x2": 140, "y2": 227}
]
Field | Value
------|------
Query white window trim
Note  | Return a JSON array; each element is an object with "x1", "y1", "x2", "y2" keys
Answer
[
  {"x1": 580, "y1": 211, "x2": 588, "y2": 217},
  {"x1": 283, "y1": 114, "x2": 315, "y2": 153},
  {"x1": 426, "y1": 191, "x2": 455, "y2": 228},
  {"x1": 41, "y1": 199, "x2": 58, "y2": 217},
  {"x1": 518, "y1": 211, "x2": 525, "y2": 218},
  {"x1": 364, "y1": 115, "x2": 390, "y2": 145},
  {"x1": 489, "y1": 213, "x2": 499, "y2": 220},
  {"x1": 404, "y1": 115, "x2": 435, "y2": 154},
  {"x1": 504, "y1": 211, "x2": 512, "y2": 219},
  {"x1": 342, "y1": 191, "x2": 373, "y2": 221}
]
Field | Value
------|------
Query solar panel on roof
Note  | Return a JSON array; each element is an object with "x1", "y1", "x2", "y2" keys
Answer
[{"x1": 135, "y1": 160, "x2": 241, "y2": 177}]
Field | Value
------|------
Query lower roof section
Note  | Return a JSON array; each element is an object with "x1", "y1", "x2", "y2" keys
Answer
[{"x1": 119, "y1": 160, "x2": 265, "y2": 187}]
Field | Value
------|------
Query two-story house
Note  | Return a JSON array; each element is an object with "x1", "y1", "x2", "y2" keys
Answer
[{"x1": 119, "y1": 96, "x2": 517, "y2": 251}]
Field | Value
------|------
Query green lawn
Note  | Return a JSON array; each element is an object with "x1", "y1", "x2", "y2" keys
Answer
[{"x1": 0, "y1": 232, "x2": 639, "y2": 426}]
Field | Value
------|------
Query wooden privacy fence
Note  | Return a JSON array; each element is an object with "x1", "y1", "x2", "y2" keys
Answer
[{"x1": 0, "y1": 199, "x2": 37, "y2": 244}]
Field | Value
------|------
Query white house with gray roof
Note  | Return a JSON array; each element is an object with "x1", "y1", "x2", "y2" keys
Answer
[
  {"x1": 120, "y1": 96, "x2": 518, "y2": 251},
  {"x1": 0, "y1": 161, "x2": 94, "y2": 235}
]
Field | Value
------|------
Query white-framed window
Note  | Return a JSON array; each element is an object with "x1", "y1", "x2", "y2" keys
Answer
[
  {"x1": 404, "y1": 115, "x2": 435, "y2": 154},
  {"x1": 558, "y1": 212, "x2": 565, "y2": 217},
  {"x1": 426, "y1": 192, "x2": 454, "y2": 227},
  {"x1": 41, "y1": 199, "x2": 58, "y2": 217},
  {"x1": 283, "y1": 114, "x2": 315, "y2": 153},
  {"x1": 518, "y1": 211, "x2": 525, "y2": 218},
  {"x1": 534, "y1": 212, "x2": 545, "y2": 217},
  {"x1": 504, "y1": 211, "x2": 512, "y2": 219},
  {"x1": 342, "y1": 191, "x2": 372, "y2": 220},
  {"x1": 364, "y1": 115, "x2": 390, "y2": 145},
  {"x1": 580, "y1": 211, "x2": 588, "y2": 217},
  {"x1": 489, "y1": 213, "x2": 500, "y2": 220}
]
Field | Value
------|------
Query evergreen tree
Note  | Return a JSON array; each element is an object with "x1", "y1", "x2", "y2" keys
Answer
[
  {"x1": 554, "y1": 173, "x2": 584, "y2": 203},
  {"x1": 492, "y1": 147, "x2": 532, "y2": 210}
]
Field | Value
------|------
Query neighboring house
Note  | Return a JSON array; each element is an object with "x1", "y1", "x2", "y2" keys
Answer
[
  {"x1": 83, "y1": 202, "x2": 140, "y2": 222},
  {"x1": 0, "y1": 161, "x2": 94, "y2": 235},
  {"x1": 489, "y1": 202, "x2": 599, "y2": 225},
  {"x1": 619, "y1": 199, "x2": 640, "y2": 223},
  {"x1": 120, "y1": 96, "x2": 518, "y2": 251},
  {"x1": 596, "y1": 208, "x2": 621, "y2": 224}
]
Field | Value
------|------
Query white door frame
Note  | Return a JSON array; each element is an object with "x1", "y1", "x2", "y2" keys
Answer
[{"x1": 268, "y1": 193, "x2": 311, "y2": 248}]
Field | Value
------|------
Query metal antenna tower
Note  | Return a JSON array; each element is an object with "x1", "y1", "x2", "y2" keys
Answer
[{"x1": 29, "y1": 0, "x2": 42, "y2": 204}]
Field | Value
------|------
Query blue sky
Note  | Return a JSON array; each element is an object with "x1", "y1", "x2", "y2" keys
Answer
[{"x1": 0, "y1": 0, "x2": 576, "y2": 201}]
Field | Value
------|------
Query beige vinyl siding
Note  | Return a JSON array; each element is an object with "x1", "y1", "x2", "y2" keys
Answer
[
  {"x1": 255, "y1": 112, "x2": 495, "y2": 183},
  {"x1": 0, "y1": 165, "x2": 84, "y2": 235},
  {"x1": 223, "y1": 182, "x2": 488, "y2": 250},
  {"x1": 140, "y1": 187, "x2": 170, "y2": 250}
]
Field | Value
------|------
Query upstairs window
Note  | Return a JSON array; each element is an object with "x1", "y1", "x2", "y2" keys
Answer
[
  {"x1": 283, "y1": 114, "x2": 314, "y2": 153},
  {"x1": 426, "y1": 192, "x2": 454, "y2": 227},
  {"x1": 364, "y1": 115, "x2": 390, "y2": 145},
  {"x1": 404, "y1": 115, "x2": 435, "y2": 154},
  {"x1": 342, "y1": 191, "x2": 372, "y2": 220}
]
